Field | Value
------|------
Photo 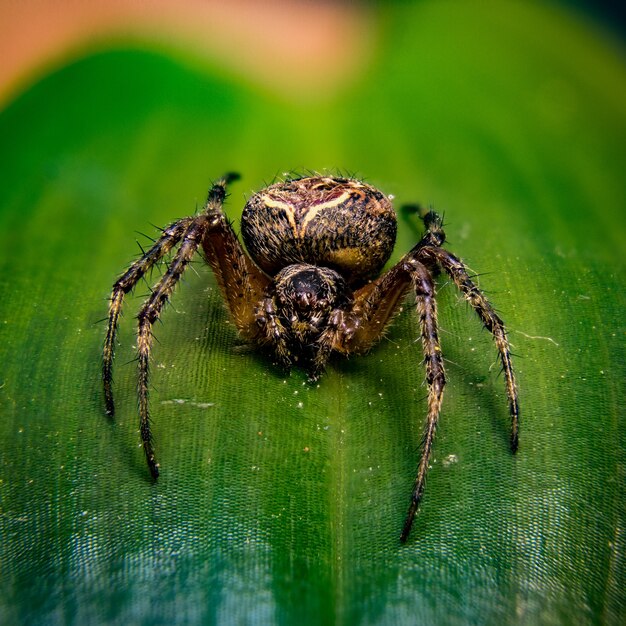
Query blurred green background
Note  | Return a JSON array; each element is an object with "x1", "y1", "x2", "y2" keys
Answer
[{"x1": 0, "y1": 1, "x2": 624, "y2": 625}]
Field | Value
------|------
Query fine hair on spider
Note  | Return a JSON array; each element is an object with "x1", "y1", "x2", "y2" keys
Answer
[{"x1": 103, "y1": 172, "x2": 519, "y2": 543}]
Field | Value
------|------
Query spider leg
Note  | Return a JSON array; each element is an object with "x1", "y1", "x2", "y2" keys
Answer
[
  {"x1": 337, "y1": 256, "x2": 445, "y2": 542},
  {"x1": 418, "y1": 245, "x2": 519, "y2": 452},
  {"x1": 255, "y1": 296, "x2": 292, "y2": 368},
  {"x1": 334, "y1": 207, "x2": 446, "y2": 355},
  {"x1": 401, "y1": 261, "x2": 445, "y2": 543},
  {"x1": 336, "y1": 266, "x2": 413, "y2": 354},
  {"x1": 136, "y1": 217, "x2": 209, "y2": 478},
  {"x1": 103, "y1": 217, "x2": 194, "y2": 416},
  {"x1": 105, "y1": 174, "x2": 248, "y2": 478},
  {"x1": 133, "y1": 173, "x2": 259, "y2": 478},
  {"x1": 312, "y1": 310, "x2": 345, "y2": 378},
  {"x1": 201, "y1": 184, "x2": 272, "y2": 340}
]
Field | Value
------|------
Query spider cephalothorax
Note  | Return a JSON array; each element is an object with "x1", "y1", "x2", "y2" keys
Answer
[
  {"x1": 259, "y1": 263, "x2": 352, "y2": 373},
  {"x1": 103, "y1": 173, "x2": 519, "y2": 542}
]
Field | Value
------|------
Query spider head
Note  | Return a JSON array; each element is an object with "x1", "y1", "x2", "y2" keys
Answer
[{"x1": 273, "y1": 264, "x2": 351, "y2": 345}]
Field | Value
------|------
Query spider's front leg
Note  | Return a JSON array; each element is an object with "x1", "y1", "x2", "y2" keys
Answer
[
  {"x1": 104, "y1": 174, "x2": 257, "y2": 479},
  {"x1": 201, "y1": 184, "x2": 272, "y2": 341},
  {"x1": 338, "y1": 255, "x2": 446, "y2": 543},
  {"x1": 400, "y1": 260, "x2": 446, "y2": 543},
  {"x1": 254, "y1": 296, "x2": 293, "y2": 368},
  {"x1": 135, "y1": 173, "x2": 273, "y2": 478},
  {"x1": 135, "y1": 218, "x2": 210, "y2": 477}
]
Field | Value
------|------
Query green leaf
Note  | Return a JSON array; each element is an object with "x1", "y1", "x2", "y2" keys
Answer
[{"x1": 1, "y1": 2, "x2": 624, "y2": 625}]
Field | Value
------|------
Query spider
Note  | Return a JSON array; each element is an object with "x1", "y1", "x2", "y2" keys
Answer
[{"x1": 102, "y1": 173, "x2": 519, "y2": 542}]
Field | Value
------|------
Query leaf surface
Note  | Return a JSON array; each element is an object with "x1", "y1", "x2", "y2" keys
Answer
[{"x1": 0, "y1": 3, "x2": 624, "y2": 624}]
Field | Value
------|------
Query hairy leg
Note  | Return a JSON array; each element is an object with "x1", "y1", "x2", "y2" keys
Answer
[
  {"x1": 201, "y1": 176, "x2": 271, "y2": 340},
  {"x1": 104, "y1": 174, "x2": 257, "y2": 478},
  {"x1": 255, "y1": 296, "x2": 292, "y2": 367},
  {"x1": 338, "y1": 264, "x2": 412, "y2": 354},
  {"x1": 103, "y1": 217, "x2": 193, "y2": 416},
  {"x1": 338, "y1": 254, "x2": 446, "y2": 541},
  {"x1": 402, "y1": 261, "x2": 446, "y2": 542},
  {"x1": 418, "y1": 245, "x2": 519, "y2": 452},
  {"x1": 136, "y1": 218, "x2": 209, "y2": 478}
]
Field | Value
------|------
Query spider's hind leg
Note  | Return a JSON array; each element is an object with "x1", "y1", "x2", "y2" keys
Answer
[
  {"x1": 103, "y1": 217, "x2": 194, "y2": 416},
  {"x1": 400, "y1": 204, "x2": 446, "y2": 251},
  {"x1": 418, "y1": 245, "x2": 519, "y2": 452}
]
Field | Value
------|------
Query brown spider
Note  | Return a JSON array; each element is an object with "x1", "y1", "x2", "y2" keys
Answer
[{"x1": 103, "y1": 173, "x2": 519, "y2": 542}]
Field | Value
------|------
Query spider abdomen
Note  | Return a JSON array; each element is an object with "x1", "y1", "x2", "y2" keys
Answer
[{"x1": 241, "y1": 176, "x2": 397, "y2": 285}]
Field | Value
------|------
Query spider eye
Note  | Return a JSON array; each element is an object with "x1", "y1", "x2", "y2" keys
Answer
[{"x1": 274, "y1": 264, "x2": 349, "y2": 314}]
